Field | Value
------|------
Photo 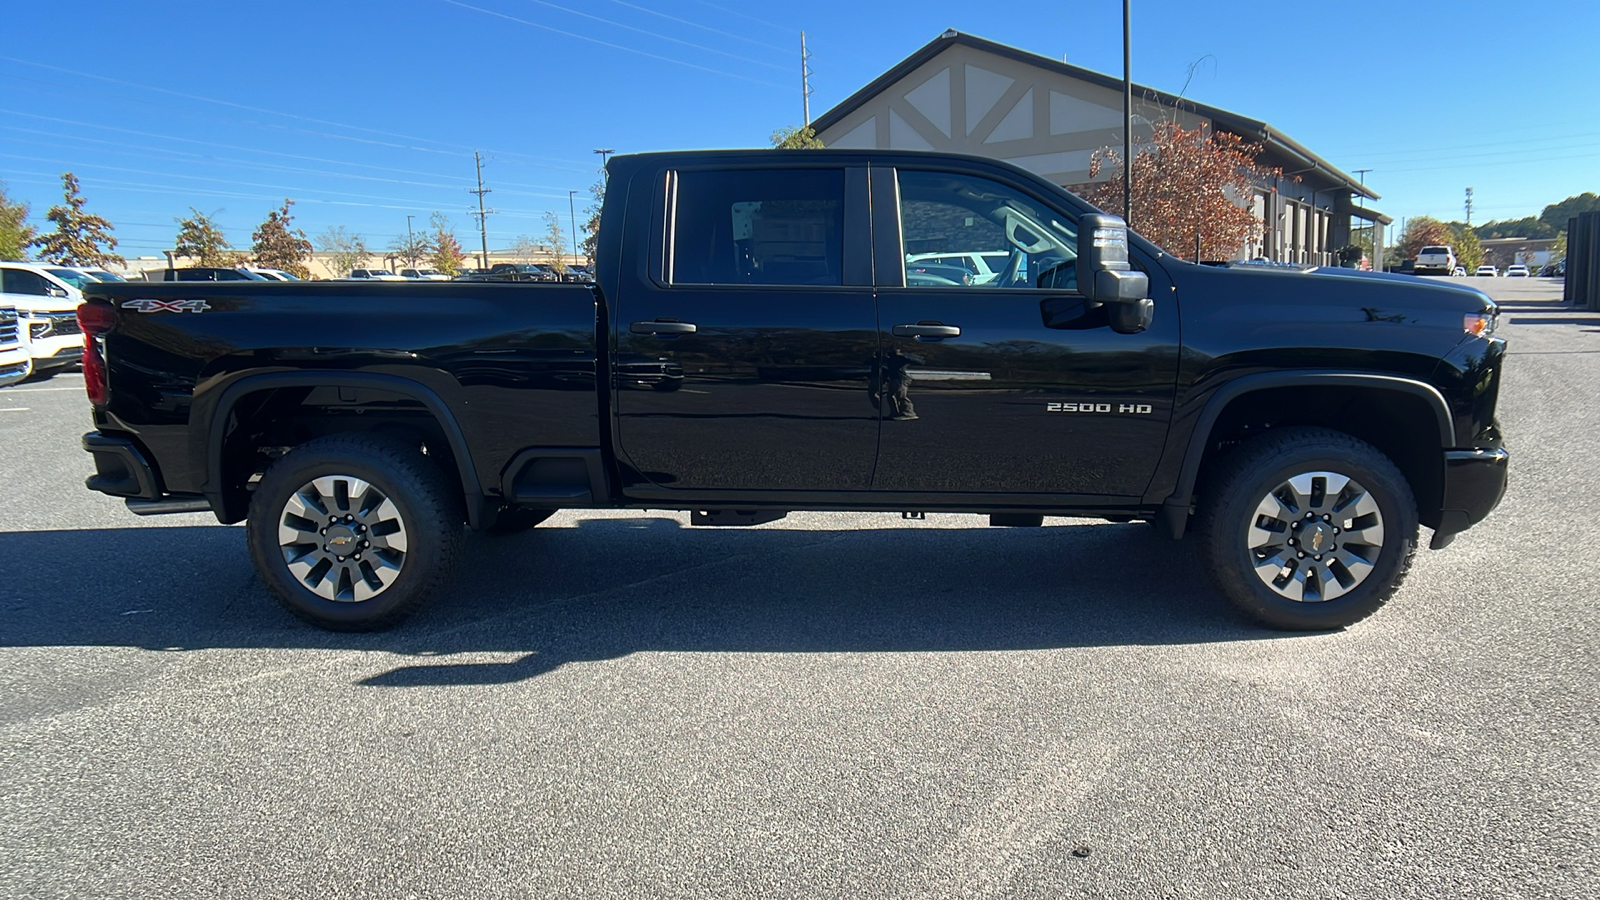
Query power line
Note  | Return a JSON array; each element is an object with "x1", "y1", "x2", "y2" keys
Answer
[
  {"x1": 438, "y1": 0, "x2": 786, "y2": 89},
  {"x1": 603, "y1": 0, "x2": 790, "y2": 52},
  {"x1": 687, "y1": 0, "x2": 793, "y2": 33},
  {"x1": 520, "y1": 0, "x2": 788, "y2": 71}
]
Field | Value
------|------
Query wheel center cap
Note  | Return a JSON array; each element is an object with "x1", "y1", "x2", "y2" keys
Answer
[
  {"x1": 325, "y1": 525, "x2": 358, "y2": 552},
  {"x1": 1304, "y1": 523, "x2": 1332, "y2": 553}
]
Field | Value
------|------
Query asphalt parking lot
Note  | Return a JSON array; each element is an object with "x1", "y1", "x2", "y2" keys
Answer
[{"x1": 0, "y1": 278, "x2": 1594, "y2": 899}]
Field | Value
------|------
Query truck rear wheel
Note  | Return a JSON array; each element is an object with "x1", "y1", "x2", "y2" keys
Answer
[
  {"x1": 1195, "y1": 427, "x2": 1418, "y2": 630},
  {"x1": 246, "y1": 434, "x2": 463, "y2": 631}
]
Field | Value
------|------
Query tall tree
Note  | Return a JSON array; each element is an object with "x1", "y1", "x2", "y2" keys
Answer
[
  {"x1": 315, "y1": 225, "x2": 369, "y2": 276},
  {"x1": 0, "y1": 181, "x2": 34, "y2": 261},
  {"x1": 173, "y1": 208, "x2": 234, "y2": 266},
  {"x1": 1540, "y1": 192, "x2": 1600, "y2": 232},
  {"x1": 770, "y1": 125, "x2": 824, "y2": 149},
  {"x1": 1085, "y1": 120, "x2": 1283, "y2": 261},
  {"x1": 429, "y1": 212, "x2": 465, "y2": 275},
  {"x1": 33, "y1": 172, "x2": 122, "y2": 266},
  {"x1": 1451, "y1": 223, "x2": 1484, "y2": 271},
  {"x1": 387, "y1": 226, "x2": 431, "y2": 271},
  {"x1": 510, "y1": 234, "x2": 537, "y2": 263},
  {"x1": 1398, "y1": 216, "x2": 1454, "y2": 260},
  {"x1": 251, "y1": 199, "x2": 313, "y2": 278},
  {"x1": 541, "y1": 211, "x2": 567, "y2": 273},
  {"x1": 580, "y1": 177, "x2": 604, "y2": 267}
]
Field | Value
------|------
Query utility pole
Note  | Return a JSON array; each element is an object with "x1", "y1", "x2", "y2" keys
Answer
[
  {"x1": 800, "y1": 31, "x2": 814, "y2": 127},
  {"x1": 1464, "y1": 187, "x2": 1474, "y2": 226},
  {"x1": 1122, "y1": 0, "x2": 1132, "y2": 223},
  {"x1": 405, "y1": 214, "x2": 416, "y2": 266},
  {"x1": 469, "y1": 150, "x2": 493, "y2": 270},
  {"x1": 594, "y1": 148, "x2": 614, "y2": 183},
  {"x1": 1353, "y1": 169, "x2": 1372, "y2": 208},
  {"x1": 568, "y1": 190, "x2": 579, "y2": 268}
]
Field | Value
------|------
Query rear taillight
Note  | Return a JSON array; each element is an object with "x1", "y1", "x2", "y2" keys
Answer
[{"x1": 77, "y1": 302, "x2": 115, "y2": 406}]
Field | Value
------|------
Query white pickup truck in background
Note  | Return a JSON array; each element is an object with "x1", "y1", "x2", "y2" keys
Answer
[{"x1": 1414, "y1": 244, "x2": 1457, "y2": 276}]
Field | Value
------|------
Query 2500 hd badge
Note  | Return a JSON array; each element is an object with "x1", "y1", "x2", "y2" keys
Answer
[{"x1": 1047, "y1": 401, "x2": 1154, "y2": 414}]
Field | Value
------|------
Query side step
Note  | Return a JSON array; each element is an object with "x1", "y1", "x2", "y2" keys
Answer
[
  {"x1": 691, "y1": 509, "x2": 788, "y2": 527},
  {"x1": 989, "y1": 513, "x2": 1044, "y2": 527}
]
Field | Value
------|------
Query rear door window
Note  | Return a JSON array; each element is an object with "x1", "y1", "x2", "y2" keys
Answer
[{"x1": 671, "y1": 169, "x2": 844, "y2": 286}]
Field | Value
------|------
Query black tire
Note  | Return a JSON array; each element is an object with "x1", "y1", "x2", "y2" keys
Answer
[
  {"x1": 246, "y1": 433, "x2": 464, "y2": 631},
  {"x1": 486, "y1": 506, "x2": 556, "y2": 534},
  {"x1": 1194, "y1": 427, "x2": 1418, "y2": 630}
]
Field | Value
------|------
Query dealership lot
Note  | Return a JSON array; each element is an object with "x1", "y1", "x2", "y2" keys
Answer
[{"x1": 0, "y1": 279, "x2": 1593, "y2": 898}]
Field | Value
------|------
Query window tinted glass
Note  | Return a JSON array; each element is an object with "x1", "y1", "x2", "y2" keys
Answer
[
  {"x1": 897, "y1": 170, "x2": 1079, "y2": 290},
  {"x1": 44, "y1": 268, "x2": 94, "y2": 289},
  {"x1": 673, "y1": 168, "x2": 844, "y2": 286},
  {"x1": 1, "y1": 268, "x2": 53, "y2": 295}
]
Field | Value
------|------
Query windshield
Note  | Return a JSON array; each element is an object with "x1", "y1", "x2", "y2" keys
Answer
[
  {"x1": 80, "y1": 269, "x2": 127, "y2": 282},
  {"x1": 43, "y1": 268, "x2": 95, "y2": 289}
]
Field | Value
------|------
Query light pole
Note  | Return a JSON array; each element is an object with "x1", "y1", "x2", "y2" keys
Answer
[
  {"x1": 568, "y1": 190, "x2": 579, "y2": 270},
  {"x1": 1122, "y1": 0, "x2": 1132, "y2": 224},
  {"x1": 405, "y1": 214, "x2": 416, "y2": 267},
  {"x1": 594, "y1": 148, "x2": 613, "y2": 180}
]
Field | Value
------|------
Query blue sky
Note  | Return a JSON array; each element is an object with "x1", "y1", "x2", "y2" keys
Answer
[{"x1": 3, "y1": 0, "x2": 1596, "y2": 258}]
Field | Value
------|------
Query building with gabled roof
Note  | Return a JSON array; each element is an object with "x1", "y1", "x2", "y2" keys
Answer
[{"x1": 810, "y1": 30, "x2": 1391, "y2": 265}]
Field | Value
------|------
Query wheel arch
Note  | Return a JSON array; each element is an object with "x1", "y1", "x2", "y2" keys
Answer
[
  {"x1": 1160, "y1": 371, "x2": 1454, "y2": 538},
  {"x1": 203, "y1": 372, "x2": 485, "y2": 527}
]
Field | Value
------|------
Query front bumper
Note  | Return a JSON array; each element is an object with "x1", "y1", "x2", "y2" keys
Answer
[{"x1": 1431, "y1": 447, "x2": 1509, "y2": 549}]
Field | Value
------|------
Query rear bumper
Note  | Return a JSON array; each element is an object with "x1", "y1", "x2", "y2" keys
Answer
[
  {"x1": 82, "y1": 432, "x2": 161, "y2": 500},
  {"x1": 1430, "y1": 447, "x2": 1509, "y2": 549}
]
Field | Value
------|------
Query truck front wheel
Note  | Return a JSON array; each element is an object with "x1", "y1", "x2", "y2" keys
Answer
[
  {"x1": 246, "y1": 434, "x2": 464, "y2": 631},
  {"x1": 1195, "y1": 427, "x2": 1419, "y2": 630}
]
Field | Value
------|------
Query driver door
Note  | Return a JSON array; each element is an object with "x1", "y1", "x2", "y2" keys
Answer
[{"x1": 869, "y1": 165, "x2": 1179, "y2": 499}]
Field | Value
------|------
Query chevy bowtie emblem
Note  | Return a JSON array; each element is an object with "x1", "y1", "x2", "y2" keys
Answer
[
  {"x1": 1311, "y1": 531, "x2": 1325, "y2": 552},
  {"x1": 122, "y1": 299, "x2": 211, "y2": 313}
]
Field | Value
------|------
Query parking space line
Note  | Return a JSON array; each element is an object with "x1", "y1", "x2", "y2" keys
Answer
[
  {"x1": 0, "y1": 408, "x2": 30, "y2": 412},
  {"x1": 4, "y1": 387, "x2": 86, "y2": 393}
]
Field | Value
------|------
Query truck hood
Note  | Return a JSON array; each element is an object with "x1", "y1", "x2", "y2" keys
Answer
[{"x1": 1169, "y1": 260, "x2": 1496, "y2": 314}]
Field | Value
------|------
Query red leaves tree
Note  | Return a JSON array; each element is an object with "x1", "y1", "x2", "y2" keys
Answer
[
  {"x1": 1084, "y1": 121, "x2": 1282, "y2": 261},
  {"x1": 1398, "y1": 216, "x2": 1454, "y2": 261}
]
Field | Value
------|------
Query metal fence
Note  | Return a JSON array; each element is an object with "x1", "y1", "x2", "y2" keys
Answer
[{"x1": 1565, "y1": 211, "x2": 1600, "y2": 311}]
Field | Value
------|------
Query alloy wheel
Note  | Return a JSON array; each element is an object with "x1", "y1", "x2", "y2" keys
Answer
[
  {"x1": 1246, "y1": 471, "x2": 1385, "y2": 602},
  {"x1": 277, "y1": 475, "x2": 408, "y2": 602}
]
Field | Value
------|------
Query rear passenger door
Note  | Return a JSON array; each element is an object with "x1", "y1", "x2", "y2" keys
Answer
[{"x1": 612, "y1": 165, "x2": 879, "y2": 494}]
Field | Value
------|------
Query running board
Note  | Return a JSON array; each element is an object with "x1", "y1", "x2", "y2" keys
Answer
[
  {"x1": 690, "y1": 509, "x2": 788, "y2": 527},
  {"x1": 126, "y1": 496, "x2": 212, "y2": 516}
]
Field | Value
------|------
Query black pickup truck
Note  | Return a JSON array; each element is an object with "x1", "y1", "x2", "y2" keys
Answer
[{"x1": 77, "y1": 149, "x2": 1508, "y2": 632}]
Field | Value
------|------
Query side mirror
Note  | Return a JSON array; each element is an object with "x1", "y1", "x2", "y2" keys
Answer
[
  {"x1": 46, "y1": 285, "x2": 69, "y2": 298},
  {"x1": 1076, "y1": 214, "x2": 1153, "y2": 334}
]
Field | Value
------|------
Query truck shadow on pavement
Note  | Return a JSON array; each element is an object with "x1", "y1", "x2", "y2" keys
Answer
[{"x1": 0, "y1": 517, "x2": 1312, "y2": 682}]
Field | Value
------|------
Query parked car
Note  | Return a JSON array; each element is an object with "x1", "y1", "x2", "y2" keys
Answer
[
  {"x1": 906, "y1": 261, "x2": 977, "y2": 286},
  {"x1": 1538, "y1": 259, "x2": 1565, "y2": 278},
  {"x1": 244, "y1": 267, "x2": 302, "y2": 281},
  {"x1": 150, "y1": 267, "x2": 270, "y2": 283},
  {"x1": 564, "y1": 265, "x2": 596, "y2": 282},
  {"x1": 77, "y1": 148, "x2": 1509, "y2": 635},
  {"x1": 70, "y1": 267, "x2": 128, "y2": 282},
  {"x1": 344, "y1": 268, "x2": 406, "y2": 281},
  {"x1": 1504, "y1": 265, "x2": 1529, "y2": 278},
  {"x1": 1414, "y1": 245, "x2": 1456, "y2": 276},
  {"x1": 1452, "y1": 266, "x2": 1467, "y2": 277},
  {"x1": 907, "y1": 251, "x2": 1011, "y2": 284},
  {"x1": 399, "y1": 268, "x2": 450, "y2": 281},
  {"x1": 0, "y1": 261, "x2": 91, "y2": 375},
  {"x1": 489, "y1": 263, "x2": 560, "y2": 282},
  {"x1": 1474, "y1": 265, "x2": 1498, "y2": 277},
  {"x1": 0, "y1": 305, "x2": 31, "y2": 387}
]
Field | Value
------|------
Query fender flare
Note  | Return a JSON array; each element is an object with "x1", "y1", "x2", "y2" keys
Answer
[
  {"x1": 203, "y1": 371, "x2": 484, "y2": 526},
  {"x1": 1158, "y1": 370, "x2": 1454, "y2": 538}
]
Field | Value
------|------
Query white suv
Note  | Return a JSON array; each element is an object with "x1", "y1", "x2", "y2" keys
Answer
[
  {"x1": 0, "y1": 262, "x2": 89, "y2": 377},
  {"x1": 0, "y1": 305, "x2": 31, "y2": 387},
  {"x1": 906, "y1": 251, "x2": 1013, "y2": 285}
]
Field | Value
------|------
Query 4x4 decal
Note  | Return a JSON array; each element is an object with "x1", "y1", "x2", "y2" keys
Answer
[{"x1": 122, "y1": 299, "x2": 211, "y2": 313}]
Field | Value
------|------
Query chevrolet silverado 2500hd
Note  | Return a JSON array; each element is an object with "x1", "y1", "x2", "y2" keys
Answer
[{"x1": 77, "y1": 150, "x2": 1509, "y2": 631}]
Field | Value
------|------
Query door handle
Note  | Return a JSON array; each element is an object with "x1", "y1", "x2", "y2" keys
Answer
[
  {"x1": 892, "y1": 323, "x2": 961, "y2": 338},
  {"x1": 631, "y1": 320, "x2": 698, "y2": 335}
]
